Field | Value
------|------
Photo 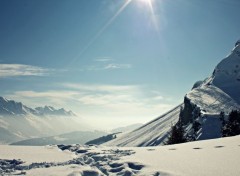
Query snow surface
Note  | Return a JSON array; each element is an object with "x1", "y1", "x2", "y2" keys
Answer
[
  {"x1": 186, "y1": 44, "x2": 240, "y2": 114},
  {"x1": 0, "y1": 145, "x2": 74, "y2": 165},
  {"x1": 105, "y1": 104, "x2": 183, "y2": 147},
  {"x1": 210, "y1": 44, "x2": 240, "y2": 103},
  {"x1": 186, "y1": 84, "x2": 240, "y2": 114},
  {"x1": 1, "y1": 135, "x2": 240, "y2": 175}
]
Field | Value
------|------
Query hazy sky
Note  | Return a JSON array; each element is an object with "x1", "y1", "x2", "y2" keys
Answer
[{"x1": 0, "y1": 0, "x2": 240, "y2": 129}]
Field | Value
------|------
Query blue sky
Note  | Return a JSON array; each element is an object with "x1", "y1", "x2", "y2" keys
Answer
[{"x1": 0, "y1": 0, "x2": 240, "y2": 129}]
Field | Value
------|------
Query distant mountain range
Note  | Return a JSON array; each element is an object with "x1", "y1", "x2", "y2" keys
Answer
[
  {"x1": 0, "y1": 97, "x2": 76, "y2": 117},
  {"x1": 0, "y1": 97, "x2": 92, "y2": 144}
]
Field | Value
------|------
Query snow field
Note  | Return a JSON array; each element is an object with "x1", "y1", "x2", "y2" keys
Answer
[{"x1": 1, "y1": 135, "x2": 240, "y2": 175}]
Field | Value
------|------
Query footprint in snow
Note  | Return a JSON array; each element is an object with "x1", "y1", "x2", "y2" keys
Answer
[
  {"x1": 153, "y1": 171, "x2": 161, "y2": 176},
  {"x1": 193, "y1": 147, "x2": 202, "y2": 150},
  {"x1": 214, "y1": 146, "x2": 224, "y2": 148},
  {"x1": 127, "y1": 162, "x2": 144, "y2": 171},
  {"x1": 168, "y1": 148, "x2": 176, "y2": 150},
  {"x1": 80, "y1": 169, "x2": 103, "y2": 176},
  {"x1": 147, "y1": 149, "x2": 155, "y2": 151},
  {"x1": 109, "y1": 166, "x2": 125, "y2": 173},
  {"x1": 109, "y1": 163, "x2": 123, "y2": 168}
]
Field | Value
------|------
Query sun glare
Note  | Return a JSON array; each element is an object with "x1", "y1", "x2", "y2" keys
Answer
[
  {"x1": 138, "y1": 0, "x2": 154, "y2": 14},
  {"x1": 139, "y1": 0, "x2": 153, "y2": 6},
  {"x1": 137, "y1": 0, "x2": 158, "y2": 31}
]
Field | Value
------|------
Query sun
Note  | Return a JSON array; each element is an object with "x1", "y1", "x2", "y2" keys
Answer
[
  {"x1": 138, "y1": 0, "x2": 154, "y2": 11},
  {"x1": 138, "y1": 0, "x2": 152, "y2": 5}
]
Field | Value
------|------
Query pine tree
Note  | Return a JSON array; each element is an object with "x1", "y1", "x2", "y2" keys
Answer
[
  {"x1": 190, "y1": 106, "x2": 202, "y2": 140},
  {"x1": 220, "y1": 111, "x2": 225, "y2": 126},
  {"x1": 222, "y1": 110, "x2": 240, "y2": 137},
  {"x1": 167, "y1": 121, "x2": 186, "y2": 145}
]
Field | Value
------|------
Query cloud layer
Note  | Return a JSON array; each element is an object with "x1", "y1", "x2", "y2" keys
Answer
[
  {"x1": 7, "y1": 83, "x2": 175, "y2": 127},
  {"x1": 0, "y1": 64, "x2": 50, "y2": 78}
]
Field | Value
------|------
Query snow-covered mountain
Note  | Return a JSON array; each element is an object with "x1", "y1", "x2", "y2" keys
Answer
[
  {"x1": 106, "y1": 40, "x2": 240, "y2": 147},
  {"x1": 35, "y1": 106, "x2": 76, "y2": 117},
  {"x1": 0, "y1": 97, "x2": 90, "y2": 144},
  {"x1": 0, "y1": 97, "x2": 76, "y2": 117},
  {"x1": 210, "y1": 41, "x2": 240, "y2": 103},
  {"x1": 0, "y1": 97, "x2": 34, "y2": 116},
  {"x1": 181, "y1": 42, "x2": 240, "y2": 124}
]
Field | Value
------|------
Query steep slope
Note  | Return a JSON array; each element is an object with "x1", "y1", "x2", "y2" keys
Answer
[
  {"x1": 210, "y1": 43, "x2": 240, "y2": 103},
  {"x1": 105, "y1": 104, "x2": 182, "y2": 147},
  {"x1": 105, "y1": 40, "x2": 240, "y2": 147},
  {"x1": 181, "y1": 42, "x2": 240, "y2": 125}
]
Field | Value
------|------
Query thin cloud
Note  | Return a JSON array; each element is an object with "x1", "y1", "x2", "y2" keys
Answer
[
  {"x1": 95, "y1": 57, "x2": 113, "y2": 62},
  {"x1": 104, "y1": 63, "x2": 131, "y2": 70},
  {"x1": 7, "y1": 83, "x2": 176, "y2": 115},
  {"x1": 83, "y1": 63, "x2": 132, "y2": 71},
  {"x1": 63, "y1": 83, "x2": 137, "y2": 92},
  {"x1": 0, "y1": 64, "x2": 50, "y2": 78},
  {"x1": 6, "y1": 83, "x2": 175, "y2": 122}
]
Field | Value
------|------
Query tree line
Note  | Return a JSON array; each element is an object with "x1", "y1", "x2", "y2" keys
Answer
[{"x1": 166, "y1": 107, "x2": 240, "y2": 145}]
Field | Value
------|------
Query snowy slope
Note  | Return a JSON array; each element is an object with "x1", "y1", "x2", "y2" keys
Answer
[
  {"x1": 105, "y1": 104, "x2": 182, "y2": 147},
  {"x1": 186, "y1": 43, "x2": 240, "y2": 113},
  {"x1": 185, "y1": 42, "x2": 240, "y2": 115},
  {"x1": 210, "y1": 43, "x2": 240, "y2": 103},
  {"x1": 104, "y1": 41, "x2": 240, "y2": 147},
  {"x1": 1, "y1": 135, "x2": 240, "y2": 176},
  {"x1": 186, "y1": 84, "x2": 240, "y2": 114}
]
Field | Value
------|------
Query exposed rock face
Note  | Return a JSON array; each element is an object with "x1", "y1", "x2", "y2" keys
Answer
[{"x1": 181, "y1": 97, "x2": 195, "y2": 124}]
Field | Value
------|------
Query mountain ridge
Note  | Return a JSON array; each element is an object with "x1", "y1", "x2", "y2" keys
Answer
[
  {"x1": 0, "y1": 96, "x2": 76, "y2": 117},
  {"x1": 105, "y1": 40, "x2": 240, "y2": 147}
]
